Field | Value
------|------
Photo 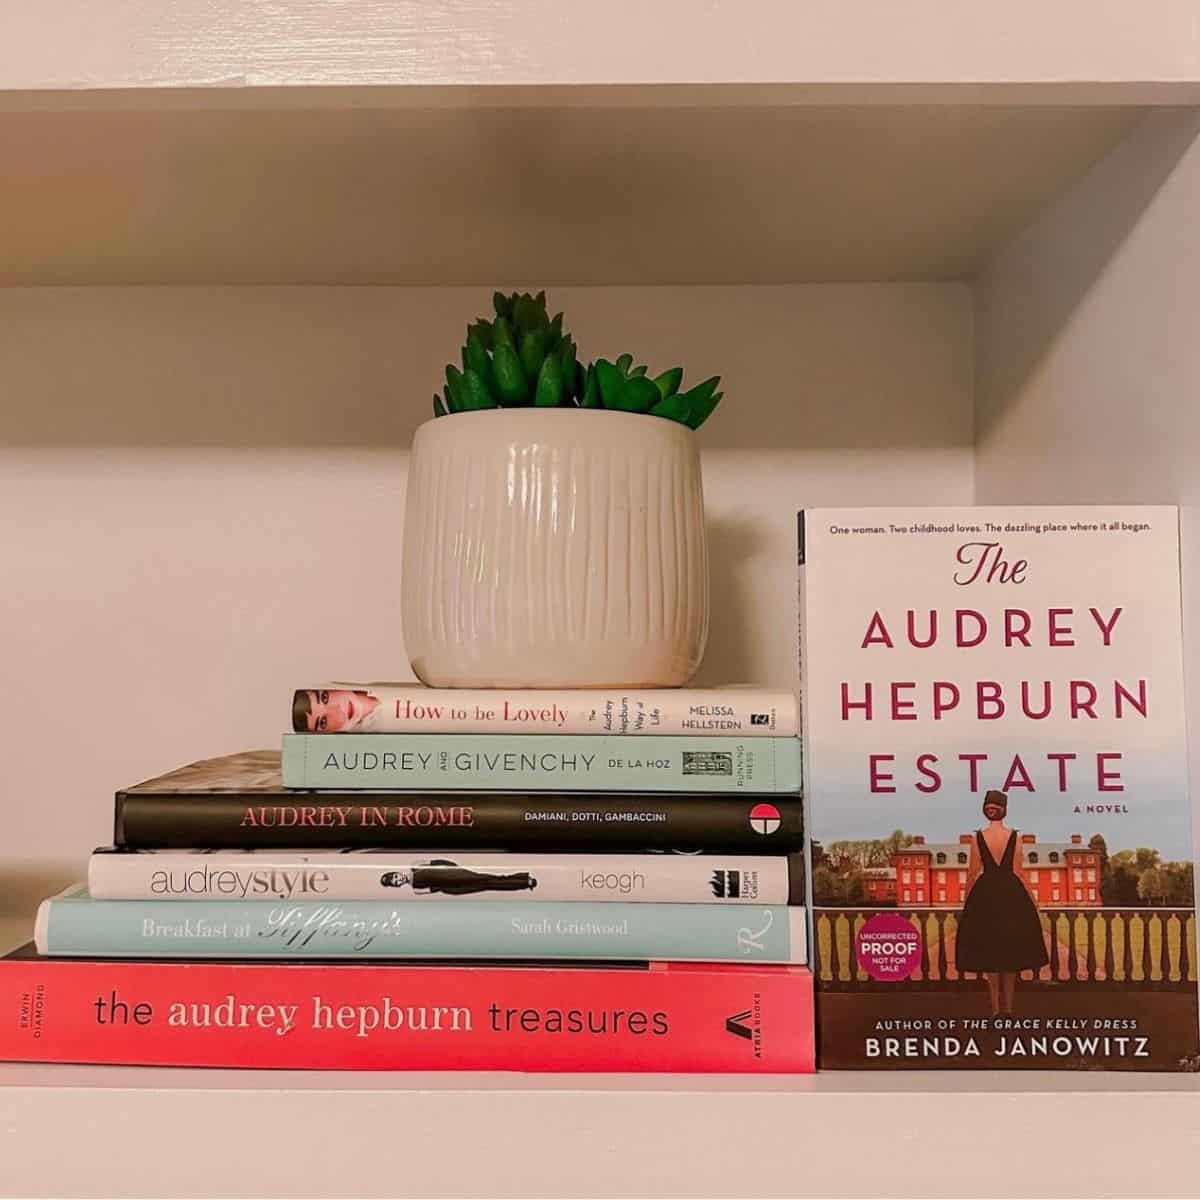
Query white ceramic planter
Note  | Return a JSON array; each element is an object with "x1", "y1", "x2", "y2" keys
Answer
[{"x1": 402, "y1": 408, "x2": 709, "y2": 688}]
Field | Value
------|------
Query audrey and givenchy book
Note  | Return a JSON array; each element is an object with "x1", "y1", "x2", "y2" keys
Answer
[
  {"x1": 113, "y1": 751, "x2": 803, "y2": 851},
  {"x1": 800, "y1": 505, "x2": 1199, "y2": 1071},
  {"x1": 280, "y1": 733, "x2": 801, "y2": 793},
  {"x1": 0, "y1": 951, "x2": 815, "y2": 1072},
  {"x1": 292, "y1": 684, "x2": 797, "y2": 737}
]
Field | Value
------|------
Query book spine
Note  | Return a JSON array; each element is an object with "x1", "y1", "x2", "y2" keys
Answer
[
  {"x1": 0, "y1": 958, "x2": 815, "y2": 1072},
  {"x1": 115, "y1": 793, "x2": 804, "y2": 852},
  {"x1": 293, "y1": 686, "x2": 798, "y2": 737},
  {"x1": 281, "y1": 733, "x2": 803, "y2": 793},
  {"x1": 37, "y1": 896, "x2": 807, "y2": 964},
  {"x1": 89, "y1": 851, "x2": 795, "y2": 904}
]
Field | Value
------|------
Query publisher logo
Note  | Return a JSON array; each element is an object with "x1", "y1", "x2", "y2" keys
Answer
[
  {"x1": 750, "y1": 713, "x2": 769, "y2": 726},
  {"x1": 683, "y1": 750, "x2": 734, "y2": 776},
  {"x1": 748, "y1": 802, "x2": 781, "y2": 835},
  {"x1": 856, "y1": 913, "x2": 922, "y2": 982},
  {"x1": 725, "y1": 1009, "x2": 753, "y2": 1039},
  {"x1": 724, "y1": 993, "x2": 764, "y2": 1057},
  {"x1": 710, "y1": 869, "x2": 742, "y2": 899}
]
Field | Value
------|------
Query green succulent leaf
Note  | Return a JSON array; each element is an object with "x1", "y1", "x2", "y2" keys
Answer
[
  {"x1": 685, "y1": 389, "x2": 722, "y2": 429},
  {"x1": 465, "y1": 331, "x2": 491, "y2": 381},
  {"x1": 492, "y1": 342, "x2": 527, "y2": 405},
  {"x1": 678, "y1": 375, "x2": 721, "y2": 408},
  {"x1": 582, "y1": 363, "x2": 601, "y2": 407},
  {"x1": 433, "y1": 393, "x2": 447, "y2": 418},
  {"x1": 649, "y1": 392, "x2": 691, "y2": 424},
  {"x1": 620, "y1": 375, "x2": 660, "y2": 413},
  {"x1": 445, "y1": 364, "x2": 466, "y2": 412},
  {"x1": 595, "y1": 359, "x2": 624, "y2": 407},
  {"x1": 469, "y1": 320, "x2": 494, "y2": 351},
  {"x1": 519, "y1": 326, "x2": 549, "y2": 381},
  {"x1": 461, "y1": 367, "x2": 495, "y2": 410},
  {"x1": 514, "y1": 293, "x2": 544, "y2": 333},
  {"x1": 534, "y1": 353, "x2": 564, "y2": 407},
  {"x1": 629, "y1": 364, "x2": 648, "y2": 378},
  {"x1": 615, "y1": 353, "x2": 634, "y2": 376},
  {"x1": 653, "y1": 367, "x2": 683, "y2": 400},
  {"x1": 492, "y1": 292, "x2": 511, "y2": 319},
  {"x1": 492, "y1": 315, "x2": 516, "y2": 349},
  {"x1": 558, "y1": 338, "x2": 577, "y2": 399},
  {"x1": 548, "y1": 312, "x2": 564, "y2": 342}
]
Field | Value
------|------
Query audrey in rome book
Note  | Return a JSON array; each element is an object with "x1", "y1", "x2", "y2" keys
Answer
[{"x1": 800, "y1": 506, "x2": 1198, "y2": 1070}]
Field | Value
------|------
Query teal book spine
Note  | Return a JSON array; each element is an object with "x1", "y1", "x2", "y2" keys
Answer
[
  {"x1": 280, "y1": 733, "x2": 802, "y2": 793},
  {"x1": 36, "y1": 888, "x2": 807, "y2": 964}
]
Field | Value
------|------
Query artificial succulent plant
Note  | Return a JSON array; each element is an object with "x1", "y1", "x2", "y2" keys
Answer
[
  {"x1": 433, "y1": 291, "x2": 721, "y2": 430},
  {"x1": 434, "y1": 290, "x2": 580, "y2": 416}
]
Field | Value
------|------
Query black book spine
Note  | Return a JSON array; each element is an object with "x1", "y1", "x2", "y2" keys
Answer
[{"x1": 114, "y1": 792, "x2": 804, "y2": 852}]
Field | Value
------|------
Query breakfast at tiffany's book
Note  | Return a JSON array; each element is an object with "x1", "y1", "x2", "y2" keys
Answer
[{"x1": 801, "y1": 505, "x2": 1198, "y2": 1070}]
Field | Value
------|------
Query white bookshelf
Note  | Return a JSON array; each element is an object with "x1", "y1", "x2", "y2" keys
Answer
[{"x1": 3, "y1": 5, "x2": 1200, "y2": 1198}]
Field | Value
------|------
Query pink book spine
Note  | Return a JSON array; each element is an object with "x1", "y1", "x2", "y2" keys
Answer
[
  {"x1": 0, "y1": 957, "x2": 814, "y2": 1072},
  {"x1": 291, "y1": 685, "x2": 798, "y2": 736}
]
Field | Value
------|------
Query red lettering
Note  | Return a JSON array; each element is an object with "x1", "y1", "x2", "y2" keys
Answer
[
  {"x1": 1049, "y1": 608, "x2": 1075, "y2": 646},
  {"x1": 869, "y1": 755, "x2": 896, "y2": 793},
  {"x1": 861, "y1": 613, "x2": 894, "y2": 648},
  {"x1": 1097, "y1": 753, "x2": 1124, "y2": 792}
]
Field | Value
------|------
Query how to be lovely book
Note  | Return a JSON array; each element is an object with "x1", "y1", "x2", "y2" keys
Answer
[{"x1": 799, "y1": 506, "x2": 1198, "y2": 1070}]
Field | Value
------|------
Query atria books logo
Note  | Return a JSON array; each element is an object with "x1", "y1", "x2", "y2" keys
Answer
[{"x1": 749, "y1": 803, "x2": 782, "y2": 835}]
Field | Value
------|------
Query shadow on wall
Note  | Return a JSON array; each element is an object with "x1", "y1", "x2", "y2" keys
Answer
[
  {"x1": 0, "y1": 284, "x2": 971, "y2": 452},
  {"x1": 976, "y1": 108, "x2": 1200, "y2": 447},
  {"x1": 693, "y1": 512, "x2": 765, "y2": 686}
]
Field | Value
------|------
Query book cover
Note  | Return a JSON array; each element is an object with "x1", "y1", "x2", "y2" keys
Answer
[
  {"x1": 89, "y1": 849, "x2": 801, "y2": 905},
  {"x1": 37, "y1": 887, "x2": 808, "y2": 964},
  {"x1": 0, "y1": 949, "x2": 815, "y2": 1072},
  {"x1": 281, "y1": 733, "x2": 802, "y2": 793},
  {"x1": 292, "y1": 683, "x2": 797, "y2": 737},
  {"x1": 114, "y1": 752, "x2": 804, "y2": 851},
  {"x1": 800, "y1": 506, "x2": 1199, "y2": 1070}
]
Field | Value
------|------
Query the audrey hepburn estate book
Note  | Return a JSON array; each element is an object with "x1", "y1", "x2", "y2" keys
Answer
[
  {"x1": 89, "y1": 849, "x2": 804, "y2": 905},
  {"x1": 36, "y1": 887, "x2": 809, "y2": 964},
  {"x1": 281, "y1": 733, "x2": 802, "y2": 793},
  {"x1": 800, "y1": 506, "x2": 1199, "y2": 1070},
  {"x1": 292, "y1": 684, "x2": 798, "y2": 737},
  {"x1": 113, "y1": 752, "x2": 804, "y2": 852},
  {"x1": 0, "y1": 950, "x2": 815, "y2": 1072}
]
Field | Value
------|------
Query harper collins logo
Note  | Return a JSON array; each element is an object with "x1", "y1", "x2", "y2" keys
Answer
[{"x1": 709, "y1": 869, "x2": 743, "y2": 899}]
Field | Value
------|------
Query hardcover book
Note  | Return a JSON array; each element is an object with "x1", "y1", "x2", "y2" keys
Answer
[
  {"x1": 293, "y1": 683, "x2": 797, "y2": 737},
  {"x1": 37, "y1": 887, "x2": 808, "y2": 964},
  {"x1": 800, "y1": 506, "x2": 1199, "y2": 1070},
  {"x1": 0, "y1": 950, "x2": 815, "y2": 1073},
  {"x1": 89, "y1": 849, "x2": 802, "y2": 905},
  {"x1": 281, "y1": 733, "x2": 802, "y2": 793},
  {"x1": 113, "y1": 752, "x2": 804, "y2": 852}
]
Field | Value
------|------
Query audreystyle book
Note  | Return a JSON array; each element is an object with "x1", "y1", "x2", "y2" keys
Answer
[{"x1": 800, "y1": 506, "x2": 1198, "y2": 1070}]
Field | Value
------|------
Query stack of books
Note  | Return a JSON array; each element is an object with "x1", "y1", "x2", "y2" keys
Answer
[{"x1": 2, "y1": 684, "x2": 814, "y2": 1072}]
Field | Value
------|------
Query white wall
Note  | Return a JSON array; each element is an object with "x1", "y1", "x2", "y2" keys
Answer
[
  {"x1": 0, "y1": 283, "x2": 973, "y2": 913},
  {"x1": 975, "y1": 107, "x2": 1200, "y2": 840}
]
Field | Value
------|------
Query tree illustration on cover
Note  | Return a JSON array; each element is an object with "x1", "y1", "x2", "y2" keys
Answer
[
  {"x1": 380, "y1": 860, "x2": 538, "y2": 896},
  {"x1": 956, "y1": 790, "x2": 1050, "y2": 1016},
  {"x1": 432, "y1": 290, "x2": 722, "y2": 429}
]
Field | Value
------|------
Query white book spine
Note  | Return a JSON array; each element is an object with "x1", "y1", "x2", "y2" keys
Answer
[
  {"x1": 291, "y1": 685, "x2": 798, "y2": 736},
  {"x1": 88, "y1": 851, "x2": 795, "y2": 904}
]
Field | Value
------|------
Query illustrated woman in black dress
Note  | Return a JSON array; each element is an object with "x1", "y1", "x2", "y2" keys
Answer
[
  {"x1": 379, "y1": 861, "x2": 537, "y2": 895},
  {"x1": 956, "y1": 790, "x2": 1049, "y2": 1015}
]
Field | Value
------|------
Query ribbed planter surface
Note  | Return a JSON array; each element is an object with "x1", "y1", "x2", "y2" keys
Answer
[{"x1": 402, "y1": 408, "x2": 708, "y2": 687}]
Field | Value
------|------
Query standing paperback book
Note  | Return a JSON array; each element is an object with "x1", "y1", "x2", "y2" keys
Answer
[{"x1": 800, "y1": 506, "x2": 1199, "y2": 1070}]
